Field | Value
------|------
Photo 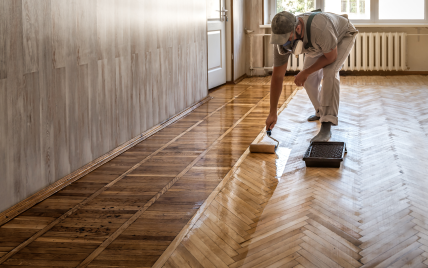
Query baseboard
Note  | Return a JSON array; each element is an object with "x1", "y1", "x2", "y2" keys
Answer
[
  {"x1": 234, "y1": 73, "x2": 247, "y2": 83},
  {"x1": 283, "y1": 71, "x2": 428, "y2": 76},
  {"x1": 339, "y1": 71, "x2": 428, "y2": 76},
  {"x1": 0, "y1": 96, "x2": 213, "y2": 226},
  {"x1": 208, "y1": 83, "x2": 227, "y2": 93},
  {"x1": 224, "y1": 74, "x2": 249, "y2": 85}
]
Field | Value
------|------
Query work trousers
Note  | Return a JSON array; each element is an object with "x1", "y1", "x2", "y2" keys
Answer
[{"x1": 302, "y1": 33, "x2": 357, "y2": 125}]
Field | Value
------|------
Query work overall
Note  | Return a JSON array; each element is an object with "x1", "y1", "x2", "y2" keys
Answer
[{"x1": 301, "y1": 13, "x2": 358, "y2": 125}]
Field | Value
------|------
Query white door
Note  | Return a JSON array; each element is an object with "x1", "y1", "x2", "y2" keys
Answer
[{"x1": 207, "y1": 0, "x2": 227, "y2": 89}]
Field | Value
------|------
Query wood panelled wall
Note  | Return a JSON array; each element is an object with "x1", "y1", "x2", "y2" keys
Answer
[{"x1": 0, "y1": 0, "x2": 207, "y2": 212}]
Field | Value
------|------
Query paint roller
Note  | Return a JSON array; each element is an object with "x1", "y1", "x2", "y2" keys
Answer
[{"x1": 249, "y1": 129, "x2": 279, "y2": 154}]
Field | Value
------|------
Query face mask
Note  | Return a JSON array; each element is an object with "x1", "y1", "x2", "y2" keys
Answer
[
  {"x1": 278, "y1": 39, "x2": 304, "y2": 57},
  {"x1": 283, "y1": 27, "x2": 302, "y2": 49},
  {"x1": 277, "y1": 44, "x2": 288, "y2": 55},
  {"x1": 292, "y1": 40, "x2": 304, "y2": 56},
  {"x1": 282, "y1": 39, "x2": 295, "y2": 52},
  {"x1": 278, "y1": 21, "x2": 303, "y2": 56},
  {"x1": 283, "y1": 40, "x2": 292, "y2": 48},
  {"x1": 277, "y1": 39, "x2": 292, "y2": 56}
]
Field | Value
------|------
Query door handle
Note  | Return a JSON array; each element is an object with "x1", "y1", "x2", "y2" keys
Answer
[
  {"x1": 216, "y1": 7, "x2": 228, "y2": 22},
  {"x1": 216, "y1": 6, "x2": 228, "y2": 13}
]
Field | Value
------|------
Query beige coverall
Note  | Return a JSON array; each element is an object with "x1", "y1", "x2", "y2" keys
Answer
[
  {"x1": 303, "y1": 33, "x2": 357, "y2": 125},
  {"x1": 273, "y1": 12, "x2": 358, "y2": 125}
]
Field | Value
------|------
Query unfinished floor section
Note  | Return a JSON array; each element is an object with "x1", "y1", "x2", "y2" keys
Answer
[{"x1": 163, "y1": 76, "x2": 428, "y2": 268}]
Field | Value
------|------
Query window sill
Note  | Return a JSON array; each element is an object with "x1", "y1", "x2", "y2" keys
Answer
[
  {"x1": 260, "y1": 23, "x2": 428, "y2": 28},
  {"x1": 354, "y1": 23, "x2": 428, "y2": 27}
]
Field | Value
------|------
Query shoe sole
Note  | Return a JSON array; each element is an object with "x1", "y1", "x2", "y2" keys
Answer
[{"x1": 307, "y1": 117, "x2": 320, "y2": 121}]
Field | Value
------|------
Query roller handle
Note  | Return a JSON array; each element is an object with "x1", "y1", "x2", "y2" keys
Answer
[{"x1": 266, "y1": 129, "x2": 279, "y2": 149}]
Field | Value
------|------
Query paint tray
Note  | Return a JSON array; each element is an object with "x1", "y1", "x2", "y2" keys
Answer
[{"x1": 303, "y1": 142, "x2": 347, "y2": 168}]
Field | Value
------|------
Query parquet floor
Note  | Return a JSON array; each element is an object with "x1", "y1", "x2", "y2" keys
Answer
[
  {"x1": 163, "y1": 76, "x2": 428, "y2": 268},
  {"x1": 0, "y1": 80, "x2": 295, "y2": 267},
  {"x1": 2, "y1": 76, "x2": 428, "y2": 268}
]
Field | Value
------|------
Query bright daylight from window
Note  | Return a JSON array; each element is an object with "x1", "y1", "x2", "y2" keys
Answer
[
  {"x1": 324, "y1": 0, "x2": 370, "y2": 19},
  {"x1": 379, "y1": 0, "x2": 424, "y2": 19},
  {"x1": 277, "y1": 0, "x2": 426, "y2": 21},
  {"x1": 276, "y1": 0, "x2": 315, "y2": 14},
  {"x1": 276, "y1": 0, "x2": 370, "y2": 19}
]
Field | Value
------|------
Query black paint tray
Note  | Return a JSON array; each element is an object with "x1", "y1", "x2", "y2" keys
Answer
[{"x1": 303, "y1": 142, "x2": 347, "y2": 168}]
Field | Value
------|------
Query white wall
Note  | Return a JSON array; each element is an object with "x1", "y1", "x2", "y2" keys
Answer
[
  {"x1": 263, "y1": 27, "x2": 428, "y2": 72},
  {"x1": 233, "y1": 0, "x2": 247, "y2": 80}
]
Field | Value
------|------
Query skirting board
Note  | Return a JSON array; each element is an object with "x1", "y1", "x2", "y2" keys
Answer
[
  {"x1": 340, "y1": 71, "x2": 428, "y2": 76},
  {"x1": 282, "y1": 71, "x2": 428, "y2": 76},
  {"x1": 234, "y1": 73, "x2": 247, "y2": 84},
  {"x1": 0, "y1": 96, "x2": 213, "y2": 226},
  {"x1": 226, "y1": 73, "x2": 247, "y2": 85}
]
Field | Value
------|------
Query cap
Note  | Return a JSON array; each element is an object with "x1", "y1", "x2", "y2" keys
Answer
[{"x1": 270, "y1": 11, "x2": 297, "y2": 45}]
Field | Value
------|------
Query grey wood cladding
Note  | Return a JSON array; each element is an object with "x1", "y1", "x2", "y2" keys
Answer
[{"x1": 0, "y1": 0, "x2": 208, "y2": 213}]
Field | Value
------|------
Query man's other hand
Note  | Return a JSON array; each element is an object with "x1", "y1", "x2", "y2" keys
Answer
[
  {"x1": 266, "y1": 113, "x2": 278, "y2": 131},
  {"x1": 294, "y1": 70, "x2": 309, "y2": 87}
]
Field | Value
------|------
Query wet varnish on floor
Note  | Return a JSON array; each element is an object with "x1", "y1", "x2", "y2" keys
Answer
[
  {"x1": 163, "y1": 76, "x2": 428, "y2": 268},
  {"x1": 0, "y1": 80, "x2": 295, "y2": 267},
  {"x1": 2, "y1": 75, "x2": 428, "y2": 268}
]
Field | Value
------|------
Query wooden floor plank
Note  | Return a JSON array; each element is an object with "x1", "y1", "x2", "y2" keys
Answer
[
  {"x1": 4, "y1": 76, "x2": 428, "y2": 267},
  {"x1": 295, "y1": 254, "x2": 319, "y2": 268},
  {"x1": 0, "y1": 84, "x2": 293, "y2": 267},
  {"x1": 163, "y1": 77, "x2": 428, "y2": 267}
]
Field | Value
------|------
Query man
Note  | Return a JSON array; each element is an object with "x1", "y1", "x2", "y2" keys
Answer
[{"x1": 265, "y1": 10, "x2": 358, "y2": 141}]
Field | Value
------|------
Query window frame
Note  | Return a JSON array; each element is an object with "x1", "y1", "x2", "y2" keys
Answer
[{"x1": 267, "y1": 0, "x2": 428, "y2": 26}]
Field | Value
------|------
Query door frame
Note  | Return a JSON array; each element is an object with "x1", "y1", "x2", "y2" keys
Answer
[{"x1": 230, "y1": 0, "x2": 234, "y2": 83}]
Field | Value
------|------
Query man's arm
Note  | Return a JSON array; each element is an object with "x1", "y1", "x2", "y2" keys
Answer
[
  {"x1": 266, "y1": 63, "x2": 288, "y2": 130},
  {"x1": 304, "y1": 47, "x2": 337, "y2": 75},
  {"x1": 294, "y1": 47, "x2": 338, "y2": 86}
]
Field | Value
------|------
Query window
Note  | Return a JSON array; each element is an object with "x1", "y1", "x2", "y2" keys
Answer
[
  {"x1": 379, "y1": 0, "x2": 424, "y2": 20},
  {"x1": 276, "y1": 0, "x2": 315, "y2": 14},
  {"x1": 325, "y1": 0, "x2": 371, "y2": 20},
  {"x1": 268, "y1": 0, "x2": 428, "y2": 24}
]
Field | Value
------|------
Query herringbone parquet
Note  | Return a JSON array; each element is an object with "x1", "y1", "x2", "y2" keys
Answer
[{"x1": 162, "y1": 76, "x2": 428, "y2": 268}]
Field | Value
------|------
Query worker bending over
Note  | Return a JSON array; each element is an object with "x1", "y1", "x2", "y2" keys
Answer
[{"x1": 265, "y1": 10, "x2": 358, "y2": 141}]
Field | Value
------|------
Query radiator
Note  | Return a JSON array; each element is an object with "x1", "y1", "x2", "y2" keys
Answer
[{"x1": 287, "y1": 32, "x2": 407, "y2": 71}]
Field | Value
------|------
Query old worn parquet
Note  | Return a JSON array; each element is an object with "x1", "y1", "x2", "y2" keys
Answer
[
  {"x1": 163, "y1": 76, "x2": 428, "y2": 268},
  {"x1": 0, "y1": 80, "x2": 295, "y2": 267}
]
